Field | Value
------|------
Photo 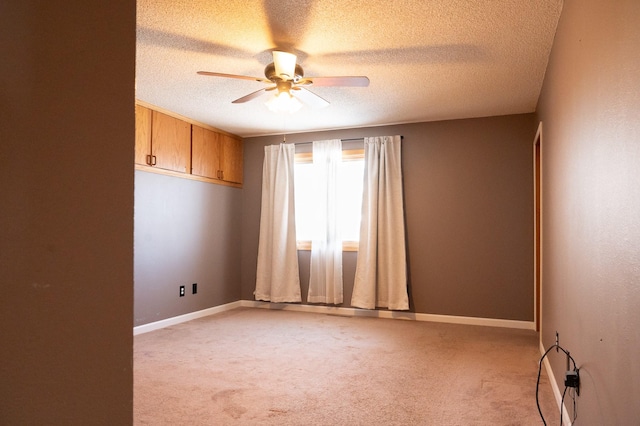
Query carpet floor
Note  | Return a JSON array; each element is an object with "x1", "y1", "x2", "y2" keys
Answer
[{"x1": 134, "y1": 307, "x2": 559, "y2": 425}]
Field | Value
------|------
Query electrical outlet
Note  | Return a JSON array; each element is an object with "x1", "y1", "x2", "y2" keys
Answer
[
  {"x1": 179, "y1": 285, "x2": 185, "y2": 297},
  {"x1": 192, "y1": 283, "x2": 197, "y2": 294}
]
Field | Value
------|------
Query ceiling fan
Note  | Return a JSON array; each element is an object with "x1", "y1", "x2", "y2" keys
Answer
[{"x1": 197, "y1": 51, "x2": 369, "y2": 112}]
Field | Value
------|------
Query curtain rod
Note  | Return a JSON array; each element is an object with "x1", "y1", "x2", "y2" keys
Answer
[
  {"x1": 288, "y1": 136, "x2": 402, "y2": 145},
  {"x1": 290, "y1": 138, "x2": 361, "y2": 146}
]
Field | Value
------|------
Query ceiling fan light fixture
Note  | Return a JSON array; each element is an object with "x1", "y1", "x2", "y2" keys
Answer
[
  {"x1": 198, "y1": 49, "x2": 368, "y2": 110},
  {"x1": 272, "y1": 51, "x2": 297, "y2": 80},
  {"x1": 265, "y1": 90, "x2": 302, "y2": 114}
]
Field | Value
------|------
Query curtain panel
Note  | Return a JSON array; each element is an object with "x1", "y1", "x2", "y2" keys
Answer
[
  {"x1": 351, "y1": 135, "x2": 409, "y2": 310},
  {"x1": 307, "y1": 139, "x2": 344, "y2": 304},
  {"x1": 255, "y1": 143, "x2": 302, "y2": 303}
]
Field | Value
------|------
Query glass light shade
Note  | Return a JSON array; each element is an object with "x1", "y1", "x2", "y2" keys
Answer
[{"x1": 265, "y1": 91, "x2": 303, "y2": 114}]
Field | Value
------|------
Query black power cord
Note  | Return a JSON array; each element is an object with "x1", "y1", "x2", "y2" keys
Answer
[{"x1": 536, "y1": 343, "x2": 579, "y2": 425}]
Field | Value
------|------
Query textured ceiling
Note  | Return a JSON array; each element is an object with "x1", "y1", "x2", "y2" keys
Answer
[{"x1": 136, "y1": 0, "x2": 563, "y2": 137}]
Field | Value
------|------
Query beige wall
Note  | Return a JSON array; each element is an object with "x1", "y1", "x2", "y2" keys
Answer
[
  {"x1": 241, "y1": 114, "x2": 538, "y2": 321},
  {"x1": 0, "y1": 1, "x2": 135, "y2": 423},
  {"x1": 537, "y1": 0, "x2": 640, "y2": 423}
]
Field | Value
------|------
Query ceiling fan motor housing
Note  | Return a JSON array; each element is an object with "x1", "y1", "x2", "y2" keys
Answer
[{"x1": 264, "y1": 63, "x2": 304, "y2": 83}]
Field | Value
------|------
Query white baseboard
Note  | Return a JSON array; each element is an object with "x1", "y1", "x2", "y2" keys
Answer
[
  {"x1": 240, "y1": 300, "x2": 536, "y2": 330},
  {"x1": 539, "y1": 340, "x2": 573, "y2": 425},
  {"x1": 134, "y1": 300, "x2": 535, "y2": 336},
  {"x1": 133, "y1": 301, "x2": 243, "y2": 335}
]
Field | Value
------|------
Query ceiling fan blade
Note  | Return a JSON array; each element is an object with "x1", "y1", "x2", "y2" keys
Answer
[
  {"x1": 298, "y1": 76, "x2": 370, "y2": 87},
  {"x1": 197, "y1": 71, "x2": 270, "y2": 84},
  {"x1": 232, "y1": 88, "x2": 269, "y2": 103},
  {"x1": 272, "y1": 51, "x2": 297, "y2": 80},
  {"x1": 291, "y1": 87, "x2": 330, "y2": 109}
]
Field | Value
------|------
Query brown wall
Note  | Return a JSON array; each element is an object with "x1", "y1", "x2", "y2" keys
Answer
[
  {"x1": 536, "y1": 0, "x2": 640, "y2": 423},
  {"x1": 0, "y1": 1, "x2": 135, "y2": 423},
  {"x1": 134, "y1": 171, "x2": 242, "y2": 326},
  {"x1": 241, "y1": 114, "x2": 538, "y2": 321}
]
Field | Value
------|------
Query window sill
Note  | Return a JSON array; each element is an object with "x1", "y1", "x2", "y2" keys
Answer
[{"x1": 296, "y1": 241, "x2": 359, "y2": 252}]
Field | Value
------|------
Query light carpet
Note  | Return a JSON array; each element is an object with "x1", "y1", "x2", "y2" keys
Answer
[{"x1": 134, "y1": 307, "x2": 559, "y2": 425}]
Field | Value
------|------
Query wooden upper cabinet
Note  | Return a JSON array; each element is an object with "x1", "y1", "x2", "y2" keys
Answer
[
  {"x1": 191, "y1": 125, "x2": 222, "y2": 179},
  {"x1": 135, "y1": 103, "x2": 242, "y2": 186},
  {"x1": 135, "y1": 105, "x2": 152, "y2": 165},
  {"x1": 192, "y1": 125, "x2": 243, "y2": 184},
  {"x1": 151, "y1": 110, "x2": 191, "y2": 173},
  {"x1": 219, "y1": 133, "x2": 243, "y2": 184}
]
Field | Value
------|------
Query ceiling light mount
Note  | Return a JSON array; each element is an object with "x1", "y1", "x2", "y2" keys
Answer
[{"x1": 272, "y1": 51, "x2": 297, "y2": 80}]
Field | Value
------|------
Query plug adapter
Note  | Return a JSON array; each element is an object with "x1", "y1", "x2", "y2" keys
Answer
[{"x1": 564, "y1": 369, "x2": 580, "y2": 395}]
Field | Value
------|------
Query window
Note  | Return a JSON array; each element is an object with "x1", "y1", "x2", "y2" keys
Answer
[{"x1": 294, "y1": 149, "x2": 364, "y2": 251}]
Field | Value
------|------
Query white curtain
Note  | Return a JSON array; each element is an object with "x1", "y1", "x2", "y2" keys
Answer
[
  {"x1": 255, "y1": 143, "x2": 302, "y2": 303},
  {"x1": 351, "y1": 135, "x2": 409, "y2": 310},
  {"x1": 307, "y1": 139, "x2": 343, "y2": 304}
]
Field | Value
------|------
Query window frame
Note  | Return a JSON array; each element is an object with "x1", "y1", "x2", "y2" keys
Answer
[{"x1": 294, "y1": 148, "x2": 364, "y2": 252}]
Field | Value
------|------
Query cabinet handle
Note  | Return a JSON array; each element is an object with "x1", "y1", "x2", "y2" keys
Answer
[
  {"x1": 220, "y1": 170, "x2": 224, "y2": 180},
  {"x1": 151, "y1": 155, "x2": 157, "y2": 166}
]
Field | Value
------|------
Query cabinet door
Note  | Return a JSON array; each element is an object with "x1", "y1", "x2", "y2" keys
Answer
[
  {"x1": 220, "y1": 134, "x2": 243, "y2": 184},
  {"x1": 135, "y1": 105, "x2": 152, "y2": 165},
  {"x1": 191, "y1": 125, "x2": 221, "y2": 179},
  {"x1": 151, "y1": 111, "x2": 191, "y2": 173}
]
